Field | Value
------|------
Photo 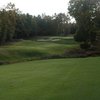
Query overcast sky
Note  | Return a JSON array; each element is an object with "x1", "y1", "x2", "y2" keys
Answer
[{"x1": 0, "y1": 0, "x2": 69, "y2": 16}]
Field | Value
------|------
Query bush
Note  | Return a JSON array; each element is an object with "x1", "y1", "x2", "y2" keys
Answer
[{"x1": 80, "y1": 43, "x2": 90, "y2": 50}]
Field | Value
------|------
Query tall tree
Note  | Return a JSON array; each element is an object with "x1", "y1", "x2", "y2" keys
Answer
[
  {"x1": 68, "y1": 0, "x2": 100, "y2": 49},
  {"x1": 0, "y1": 2, "x2": 17, "y2": 44},
  {"x1": 54, "y1": 13, "x2": 70, "y2": 35}
]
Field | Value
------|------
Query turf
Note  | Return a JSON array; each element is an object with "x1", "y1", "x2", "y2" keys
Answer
[
  {"x1": 0, "y1": 36, "x2": 77, "y2": 63},
  {"x1": 0, "y1": 57, "x2": 100, "y2": 100}
]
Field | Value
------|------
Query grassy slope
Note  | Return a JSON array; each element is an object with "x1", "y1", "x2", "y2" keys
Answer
[
  {"x1": 0, "y1": 36, "x2": 77, "y2": 63},
  {"x1": 0, "y1": 57, "x2": 100, "y2": 100}
]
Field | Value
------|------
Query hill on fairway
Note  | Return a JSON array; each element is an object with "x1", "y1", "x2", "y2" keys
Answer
[
  {"x1": 0, "y1": 36, "x2": 77, "y2": 64},
  {"x1": 0, "y1": 57, "x2": 100, "y2": 100}
]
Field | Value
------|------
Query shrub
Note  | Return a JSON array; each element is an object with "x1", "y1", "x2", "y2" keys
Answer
[{"x1": 80, "y1": 43, "x2": 91, "y2": 50}]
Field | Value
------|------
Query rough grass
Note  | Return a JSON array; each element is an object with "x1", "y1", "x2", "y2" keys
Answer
[
  {"x1": 0, "y1": 36, "x2": 77, "y2": 64},
  {"x1": 0, "y1": 57, "x2": 100, "y2": 100}
]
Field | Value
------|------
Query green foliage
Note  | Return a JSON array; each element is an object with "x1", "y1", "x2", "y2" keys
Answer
[
  {"x1": 68, "y1": 0, "x2": 100, "y2": 49},
  {"x1": 0, "y1": 3, "x2": 17, "y2": 44},
  {"x1": 80, "y1": 43, "x2": 90, "y2": 50},
  {"x1": 74, "y1": 29, "x2": 89, "y2": 42},
  {"x1": 0, "y1": 57, "x2": 100, "y2": 100}
]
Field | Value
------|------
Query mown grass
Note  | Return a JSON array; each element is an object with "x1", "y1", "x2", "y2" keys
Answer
[
  {"x1": 0, "y1": 36, "x2": 77, "y2": 63},
  {"x1": 0, "y1": 57, "x2": 100, "y2": 100}
]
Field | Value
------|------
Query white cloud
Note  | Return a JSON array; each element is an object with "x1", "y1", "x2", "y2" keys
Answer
[{"x1": 0, "y1": 0, "x2": 69, "y2": 15}]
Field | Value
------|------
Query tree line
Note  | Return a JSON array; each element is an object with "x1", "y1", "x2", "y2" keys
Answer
[
  {"x1": 1, "y1": 1, "x2": 99, "y2": 50},
  {"x1": 0, "y1": 3, "x2": 76, "y2": 45}
]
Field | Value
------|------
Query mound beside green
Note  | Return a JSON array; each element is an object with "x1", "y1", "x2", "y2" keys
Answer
[
  {"x1": 0, "y1": 57, "x2": 100, "y2": 100},
  {"x1": 0, "y1": 36, "x2": 77, "y2": 64}
]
